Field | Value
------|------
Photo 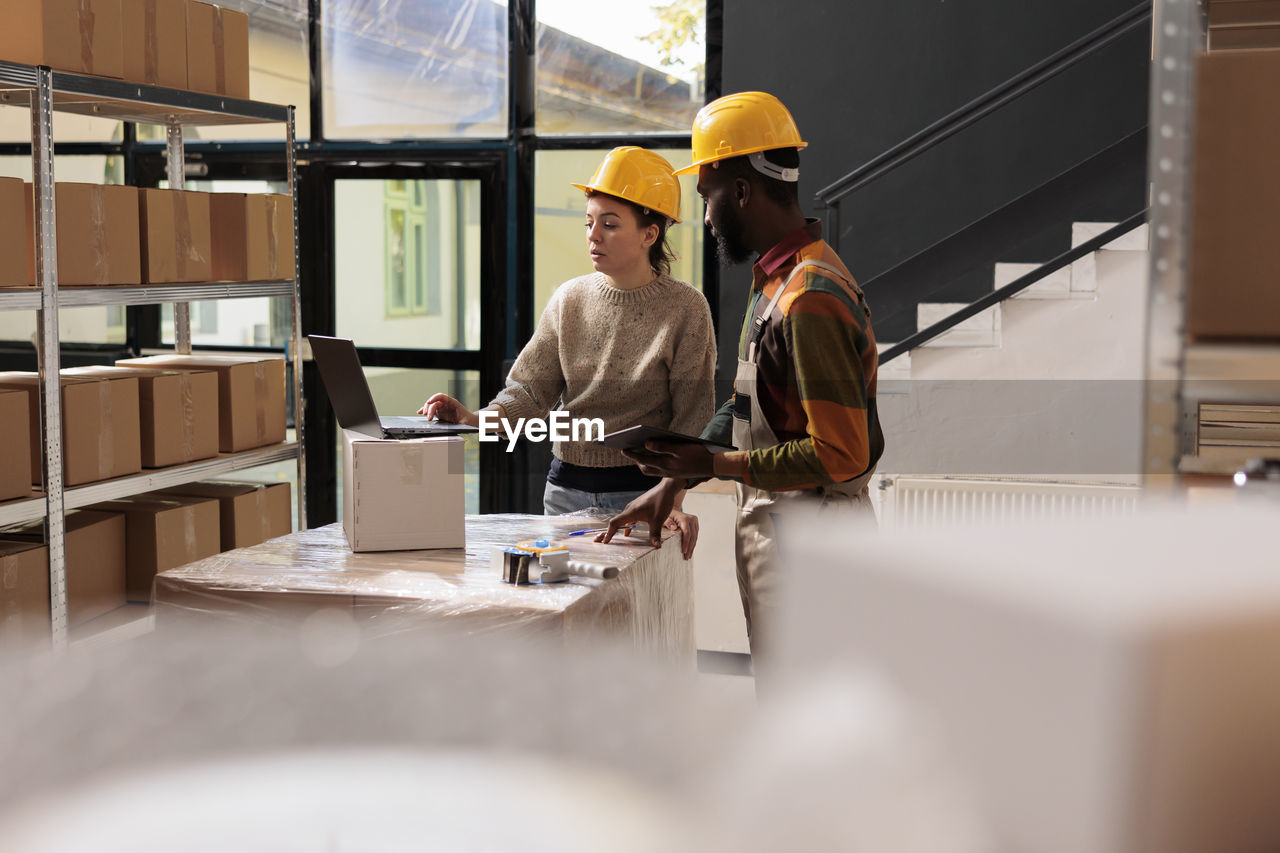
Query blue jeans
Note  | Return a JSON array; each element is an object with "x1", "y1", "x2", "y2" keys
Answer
[{"x1": 543, "y1": 481, "x2": 647, "y2": 516}]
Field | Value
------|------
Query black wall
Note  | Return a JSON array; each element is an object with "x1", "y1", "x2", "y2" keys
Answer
[{"x1": 715, "y1": 0, "x2": 1150, "y2": 350}]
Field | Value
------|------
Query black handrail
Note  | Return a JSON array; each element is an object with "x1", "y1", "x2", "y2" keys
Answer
[
  {"x1": 863, "y1": 126, "x2": 1147, "y2": 340},
  {"x1": 878, "y1": 210, "x2": 1147, "y2": 363},
  {"x1": 816, "y1": 2, "x2": 1151, "y2": 205}
]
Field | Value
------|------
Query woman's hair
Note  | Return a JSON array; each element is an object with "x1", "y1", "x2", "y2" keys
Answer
[{"x1": 588, "y1": 191, "x2": 677, "y2": 277}]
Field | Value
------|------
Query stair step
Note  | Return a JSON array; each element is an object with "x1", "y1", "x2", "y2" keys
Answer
[
  {"x1": 1071, "y1": 221, "x2": 1149, "y2": 252},
  {"x1": 917, "y1": 302, "x2": 1002, "y2": 348},
  {"x1": 1068, "y1": 222, "x2": 1147, "y2": 297},
  {"x1": 876, "y1": 344, "x2": 912, "y2": 385},
  {"x1": 997, "y1": 263, "x2": 1073, "y2": 300}
]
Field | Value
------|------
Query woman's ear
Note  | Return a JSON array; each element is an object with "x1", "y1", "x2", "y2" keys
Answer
[{"x1": 643, "y1": 223, "x2": 660, "y2": 249}]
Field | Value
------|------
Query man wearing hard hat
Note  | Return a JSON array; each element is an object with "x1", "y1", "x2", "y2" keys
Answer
[{"x1": 600, "y1": 92, "x2": 884, "y2": 668}]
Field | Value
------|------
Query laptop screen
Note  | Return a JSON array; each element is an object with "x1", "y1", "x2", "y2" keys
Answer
[{"x1": 307, "y1": 335, "x2": 384, "y2": 437}]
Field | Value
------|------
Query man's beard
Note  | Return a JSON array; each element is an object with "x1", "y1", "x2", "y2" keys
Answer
[{"x1": 711, "y1": 209, "x2": 752, "y2": 265}]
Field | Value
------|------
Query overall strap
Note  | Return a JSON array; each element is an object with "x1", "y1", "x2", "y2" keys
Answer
[{"x1": 747, "y1": 259, "x2": 851, "y2": 361}]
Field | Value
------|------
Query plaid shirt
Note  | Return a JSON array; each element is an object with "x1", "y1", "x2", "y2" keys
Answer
[{"x1": 703, "y1": 220, "x2": 884, "y2": 491}]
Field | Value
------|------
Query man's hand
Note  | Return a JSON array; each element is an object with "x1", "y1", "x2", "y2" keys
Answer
[
  {"x1": 597, "y1": 478, "x2": 682, "y2": 549},
  {"x1": 663, "y1": 507, "x2": 699, "y2": 560},
  {"x1": 621, "y1": 441, "x2": 715, "y2": 479}
]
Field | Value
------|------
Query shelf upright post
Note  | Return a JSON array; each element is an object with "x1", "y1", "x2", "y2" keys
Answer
[
  {"x1": 166, "y1": 116, "x2": 192, "y2": 354},
  {"x1": 287, "y1": 105, "x2": 307, "y2": 530},
  {"x1": 31, "y1": 66, "x2": 69, "y2": 648},
  {"x1": 1141, "y1": 0, "x2": 1208, "y2": 489}
]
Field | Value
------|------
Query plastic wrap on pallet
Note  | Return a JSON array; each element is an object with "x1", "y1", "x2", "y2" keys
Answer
[{"x1": 154, "y1": 514, "x2": 694, "y2": 662}]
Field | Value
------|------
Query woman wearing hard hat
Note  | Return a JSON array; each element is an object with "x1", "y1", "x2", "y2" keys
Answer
[{"x1": 420, "y1": 147, "x2": 716, "y2": 558}]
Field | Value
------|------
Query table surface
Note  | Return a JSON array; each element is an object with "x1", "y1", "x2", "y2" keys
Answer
[{"x1": 156, "y1": 514, "x2": 672, "y2": 615}]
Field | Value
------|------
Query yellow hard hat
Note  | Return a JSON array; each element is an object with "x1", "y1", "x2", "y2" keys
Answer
[
  {"x1": 674, "y1": 91, "x2": 808, "y2": 176},
  {"x1": 571, "y1": 146, "x2": 682, "y2": 223}
]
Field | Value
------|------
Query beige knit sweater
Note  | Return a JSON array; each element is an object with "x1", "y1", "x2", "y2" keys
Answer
[{"x1": 491, "y1": 272, "x2": 717, "y2": 468}]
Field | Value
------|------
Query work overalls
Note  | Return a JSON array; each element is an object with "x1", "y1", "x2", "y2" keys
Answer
[{"x1": 732, "y1": 260, "x2": 877, "y2": 660}]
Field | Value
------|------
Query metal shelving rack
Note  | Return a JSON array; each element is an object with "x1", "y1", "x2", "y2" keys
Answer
[
  {"x1": 1142, "y1": 0, "x2": 1205, "y2": 484},
  {"x1": 1142, "y1": 0, "x2": 1280, "y2": 483},
  {"x1": 0, "y1": 60, "x2": 306, "y2": 648}
]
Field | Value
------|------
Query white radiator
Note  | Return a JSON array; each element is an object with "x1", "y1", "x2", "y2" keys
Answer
[{"x1": 881, "y1": 477, "x2": 1141, "y2": 529}]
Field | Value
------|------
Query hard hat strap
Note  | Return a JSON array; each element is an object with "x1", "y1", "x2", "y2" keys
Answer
[{"x1": 748, "y1": 151, "x2": 799, "y2": 182}]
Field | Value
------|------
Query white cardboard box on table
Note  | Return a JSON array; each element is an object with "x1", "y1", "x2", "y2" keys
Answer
[{"x1": 341, "y1": 429, "x2": 465, "y2": 552}]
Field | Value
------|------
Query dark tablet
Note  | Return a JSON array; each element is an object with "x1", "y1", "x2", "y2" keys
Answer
[{"x1": 598, "y1": 425, "x2": 737, "y2": 454}]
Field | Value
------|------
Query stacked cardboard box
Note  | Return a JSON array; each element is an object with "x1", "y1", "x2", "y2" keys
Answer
[
  {"x1": 116, "y1": 355, "x2": 286, "y2": 452},
  {"x1": 0, "y1": 372, "x2": 142, "y2": 487},
  {"x1": 86, "y1": 493, "x2": 220, "y2": 602},
  {"x1": 210, "y1": 194, "x2": 295, "y2": 282},
  {"x1": 1209, "y1": 0, "x2": 1280, "y2": 49},
  {"x1": 1197, "y1": 403, "x2": 1280, "y2": 464},
  {"x1": 122, "y1": 0, "x2": 188, "y2": 89},
  {"x1": 62, "y1": 365, "x2": 219, "y2": 468},
  {"x1": 0, "y1": 540, "x2": 48, "y2": 644},
  {"x1": 0, "y1": 389, "x2": 30, "y2": 502},
  {"x1": 139, "y1": 189, "x2": 212, "y2": 284},
  {"x1": 23, "y1": 184, "x2": 141, "y2": 286},
  {"x1": 0, "y1": 0, "x2": 125, "y2": 78},
  {"x1": 159, "y1": 481, "x2": 291, "y2": 551},
  {"x1": 0, "y1": 0, "x2": 249, "y2": 97},
  {"x1": 1188, "y1": 48, "x2": 1280, "y2": 340},
  {"x1": 0, "y1": 178, "x2": 30, "y2": 287},
  {"x1": 186, "y1": 0, "x2": 249, "y2": 98},
  {"x1": 11, "y1": 185, "x2": 292, "y2": 288},
  {"x1": 0, "y1": 510, "x2": 127, "y2": 627}
]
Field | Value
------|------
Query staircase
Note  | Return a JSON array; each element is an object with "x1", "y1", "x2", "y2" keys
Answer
[{"x1": 878, "y1": 220, "x2": 1149, "y2": 383}]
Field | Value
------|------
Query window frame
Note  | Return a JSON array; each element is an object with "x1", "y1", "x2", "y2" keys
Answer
[{"x1": 0, "y1": 0, "x2": 724, "y2": 521}]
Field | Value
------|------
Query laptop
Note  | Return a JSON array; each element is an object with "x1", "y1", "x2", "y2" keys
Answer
[{"x1": 308, "y1": 335, "x2": 479, "y2": 439}]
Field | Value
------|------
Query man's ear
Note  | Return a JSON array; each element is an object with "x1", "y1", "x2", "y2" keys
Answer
[{"x1": 734, "y1": 177, "x2": 751, "y2": 209}]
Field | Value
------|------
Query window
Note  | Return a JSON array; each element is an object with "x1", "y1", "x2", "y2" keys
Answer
[
  {"x1": 536, "y1": 0, "x2": 705, "y2": 135},
  {"x1": 322, "y1": 0, "x2": 508, "y2": 139},
  {"x1": 338, "y1": 179, "x2": 482, "y2": 349},
  {"x1": 184, "y1": 0, "x2": 312, "y2": 141},
  {"x1": 383, "y1": 181, "x2": 436, "y2": 317}
]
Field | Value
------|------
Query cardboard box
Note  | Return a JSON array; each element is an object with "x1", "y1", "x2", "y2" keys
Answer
[
  {"x1": 24, "y1": 183, "x2": 141, "y2": 286},
  {"x1": 210, "y1": 193, "x2": 295, "y2": 282},
  {"x1": 0, "y1": 0, "x2": 125, "y2": 78},
  {"x1": 781, "y1": 506, "x2": 1280, "y2": 853},
  {"x1": 1209, "y1": 0, "x2": 1280, "y2": 26},
  {"x1": 1188, "y1": 48, "x2": 1280, "y2": 340},
  {"x1": 186, "y1": 1, "x2": 249, "y2": 99},
  {"x1": 0, "y1": 371, "x2": 142, "y2": 487},
  {"x1": 86, "y1": 493, "x2": 220, "y2": 602},
  {"x1": 158, "y1": 481, "x2": 291, "y2": 550},
  {"x1": 0, "y1": 510, "x2": 127, "y2": 627},
  {"x1": 342, "y1": 430, "x2": 464, "y2": 552},
  {"x1": 63, "y1": 365, "x2": 218, "y2": 468},
  {"x1": 139, "y1": 188, "x2": 212, "y2": 284},
  {"x1": 0, "y1": 178, "x2": 31, "y2": 287},
  {"x1": 0, "y1": 540, "x2": 49, "y2": 645},
  {"x1": 115, "y1": 355, "x2": 286, "y2": 452},
  {"x1": 1211, "y1": 23, "x2": 1280, "y2": 49},
  {"x1": 122, "y1": 0, "x2": 187, "y2": 89},
  {"x1": 0, "y1": 389, "x2": 31, "y2": 502}
]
